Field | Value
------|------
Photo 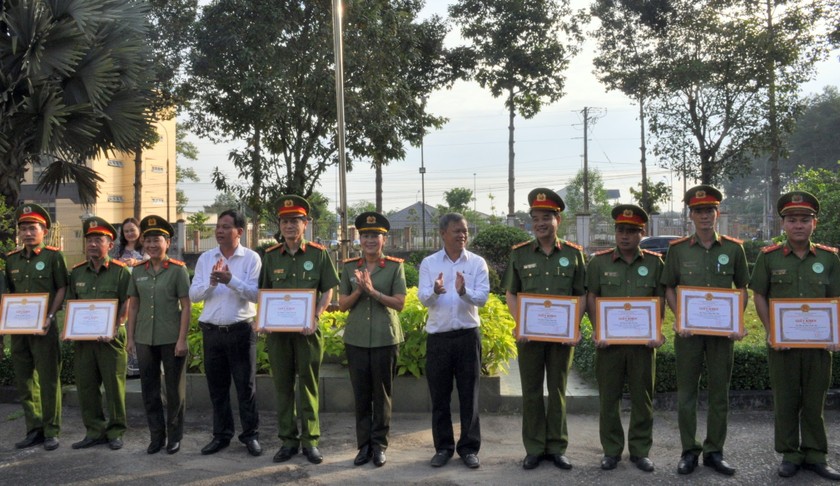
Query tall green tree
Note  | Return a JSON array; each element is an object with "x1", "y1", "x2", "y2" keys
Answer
[
  {"x1": 175, "y1": 122, "x2": 199, "y2": 215},
  {"x1": 788, "y1": 164, "x2": 840, "y2": 245},
  {"x1": 630, "y1": 178, "x2": 670, "y2": 214},
  {"x1": 560, "y1": 168, "x2": 611, "y2": 235},
  {"x1": 0, "y1": 0, "x2": 154, "y2": 212},
  {"x1": 449, "y1": 0, "x2": 586, "y2": 224},
  {"x1": 443, "y1": 187, "x2": 473, "y2": 213}
]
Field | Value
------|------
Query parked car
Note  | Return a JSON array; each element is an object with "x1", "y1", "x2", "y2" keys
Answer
[{"x1": 640, "y1": 235, "x2": 681, "y2": 257}]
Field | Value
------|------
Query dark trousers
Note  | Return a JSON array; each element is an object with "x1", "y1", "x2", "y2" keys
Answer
[
  {"x1": 136, "y1": 343, "x2": 186, "y2": 443},
  {"x1": 74, "y1": 327, "x2": 127, "y2": 440},
  {"x1": 11, "y1": 324, "x2": 62, "y2": 438},
  {"x1": 346, "y1": 344, "x2": 398, "y2": 451},
  {"x1": 517, "y1": 341, "x2": 573, "y2": 455},
  {"x1": 201, "y1": 321, "x2": 259, "y2": 443},
  {"x1": 425, "y1": 327, "x2": 481, "y2": 457}
]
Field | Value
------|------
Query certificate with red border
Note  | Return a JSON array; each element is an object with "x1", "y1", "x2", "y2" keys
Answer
[
  {"x1": 257, "y1": 289, "x2": 317, "y2": 332},
  {"x1": 770, "y1": 298, "x2": 840, "y2": 349},
  {"x1": 595, "y1": 297, "x2": 661, "y2": 344},
  {"x1": 676, "y1": 286, "x2": 744, "y2": 336},
  {"x1": 0, "y1": 293, "x2": 49, "y2": 335},
  {"x1": 515, "y1": 293, "x2": 582, "y2": 343}
]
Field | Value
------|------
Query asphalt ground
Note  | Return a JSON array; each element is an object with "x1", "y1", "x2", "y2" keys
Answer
[{"x1": 2, "y1": 403, "x2": 840, "y2": 485}]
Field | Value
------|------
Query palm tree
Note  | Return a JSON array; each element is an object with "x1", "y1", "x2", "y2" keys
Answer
[{"x1": 0, "y1": 0, "x2": 154, "y2": 210}]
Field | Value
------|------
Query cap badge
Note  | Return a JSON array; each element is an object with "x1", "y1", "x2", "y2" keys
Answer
[
  {"x1": 148, "y1": 218, "x2": 157, "y2": 225},
  {"x1": 90, "y1": 221, "x2": 98, "y2": 228},
  {"x1": 623, "y1": 209, "x2": 633, "y2": 217},
  {"x1": 22, "y1": 206, "x2": 32, "y2": 214},
  {"x1": 536, "y1": 193, "x2": 546, "y2": 202},
  {"x1": 366, "y1": 215, "x2": 376, "y2": 224},
  {"x1": 284, "y1": 200, "x2": 293, "y2": 207},
  {"x1": 792, "y1": 194, "x2": 803, "y2": 203},
  {"x1": 696, "y1": 190, "x2": 706, "y2": 199}
]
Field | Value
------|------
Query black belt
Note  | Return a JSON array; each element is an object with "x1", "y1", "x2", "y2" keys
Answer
[
  {"x1": 428, "y1": 327, "x2": 478, "y2": 338},
  {"x1": 199, "y1": 320, "x2": 252, "y2": 332}
]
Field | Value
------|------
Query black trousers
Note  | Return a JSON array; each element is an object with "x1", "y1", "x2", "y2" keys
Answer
[
  {"x1": 425, "y1": 327, "x2": 481, "y2": 457},
  {"x1": 136, "y1": 343, "x2": 186, "y2": 443},
  {"x1": 201, "y1": 321, "x2": 259, "y2": 443},
  {"x1": 346, "y1": 343, "x2": 398, "y2": 451}
]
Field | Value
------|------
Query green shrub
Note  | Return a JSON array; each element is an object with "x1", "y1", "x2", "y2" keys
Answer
[
  {"x1": 471, "y1": 225, "x2": 531, "y2": 292},
  {"x1": 321, "y1": 287, "x2": 517, "y2": 377},
  {"x1": 403, "y1": 264, "x2": 419, "y2": 288},
  {"x1": 186, "y1": 300, "x2": 271, "y2": 374}
]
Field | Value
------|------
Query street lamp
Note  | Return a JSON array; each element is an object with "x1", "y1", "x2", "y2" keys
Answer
[{"x1": 419, "y1": 96, "x2": 427, "y2": 249}]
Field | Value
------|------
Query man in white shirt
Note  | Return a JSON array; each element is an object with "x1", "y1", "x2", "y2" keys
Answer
[
  {"x1": 418, "y1": 213, "x2": 490, "y2": 469},
  {"x1": 189, "y1": 210, "x2": 262, "y2": 457}
]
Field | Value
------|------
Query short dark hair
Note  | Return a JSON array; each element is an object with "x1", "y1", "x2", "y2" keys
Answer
[
  {"x1": 219, "y1": 209, "x2": 246, "y2": 229},
  {"x1": 439, "y1": 213, "x2": 466, "y2": 232}
]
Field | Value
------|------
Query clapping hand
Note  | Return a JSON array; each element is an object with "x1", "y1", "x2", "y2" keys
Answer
[
  {"x1": 210, "y1": 259, "x2": 232, "y2": 286},
  {"x1": 434, "y1": 272, "x2": 446, "y2": 295}
]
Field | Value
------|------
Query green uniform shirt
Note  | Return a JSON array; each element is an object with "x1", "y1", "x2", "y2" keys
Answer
[
  {"x1": 5, "y1": 244, "x2": 68, "y2": 305},
  {"x1": 259, "y1": 239, "x2": 339, "y2": 295},
  {"x1": 661, "y1": 233, "x2": 749, "y2": 289},
  {"x1": 502, "y1": 238, "x2": 586, "y2": 297},
  {"x1": 127, "y1": 257, "x2": 190, "y2": 345},
  {"x1": 339, "y1": 256, "x2": 407, "y2": 348},
  {"x1": 68, "y1": 257, "x2": 130, "y2": 306},
  {"x1": 586, "y1": 248, "x2": 664, "y2": 298},
  {"x1": 749, "y1": 242, "x2": 840, "y2": 299}
]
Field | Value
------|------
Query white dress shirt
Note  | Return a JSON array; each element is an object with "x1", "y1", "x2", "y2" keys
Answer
[
  {"x1": 189, "y1": 244, "x2": 261, "y2": 325},
  {"x1": 418, "y1": 248, "x2": 490, "y2": 334}
]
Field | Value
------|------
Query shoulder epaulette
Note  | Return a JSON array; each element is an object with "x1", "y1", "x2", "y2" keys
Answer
[
  {"x1": 385, "y1": 255, "x2": 404, "y2": 263},
  {"x1": 44, "y1": 245, "x2": 60, "y2": 251},
  {"x1": 641, "y1": 249, "x2": 662, "y2": 257},
  {"x1": 721, "y1": 235, "x2": 744, "y2": 245},
  {"x1": 72, "y1": 261, "x2": 87, "y2": 269},
  {"x1": 563, "y1": 240, "x2": 584, "y2": 251},
  {"x1": 264, "y1": 243, "x2": 282, "y2": 253},
  {"x1": 511, "y1": 240, "x2": 532, "y2": 250},
  {"x1": 761, "y1": 243, "x2": 782, "y2": 254},
  {"x1": 168, "y1": 258, "x2": 186, "y2": 267},
  {"x1": 307, "y1": 241, "x2": 326, "y2": 250},
  {"x1": 670, "y1": 236, "x2": 690, "y2": 246},
  {"x1": 343, "y1": 256, "x2": 361, "y2": 264},
  {"x1": 132, "y1": 260, "x2": 146, "y2": 267},
  {"x1": 110, "y1": 259, "x2": 127, "y2": 267},
  {"x1": 6, "y1": 248, "x2": 21, "y2": 257},
  {"x1": 815, "y1": 243, "x2": 839, "y2": 254},
  {"x1": 594, "y1": 248, "x2": 613, "y2": 256}
]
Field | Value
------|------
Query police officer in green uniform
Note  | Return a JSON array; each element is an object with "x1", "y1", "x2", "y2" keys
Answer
[
  {"x1": 586, "y1": 205, "x2": 664, "y2": 473},
  {"x1": 6, "y1": 203, "x2": 68, "y2": 451},
  {"x1": 661, "y1": 185, "x2": 749, "y2": 476},
  {"x1": 126, "y1": 215, "x2": 191, "y2": 455},
  {"x1": 750, "y1": 191, "x2": 840, "y2": 481},
  {"x1": 68, "y1": 217, "x2": 131, "y2": 451},
  {"x1": 338, "y1": 212, "x2": 407, "y2": 468},
  {"x1": 502, "y1": 188, "x2": 585, "y2": 471},
  {"x1": 261, "y1": 195, "x2": 340, "y2": 464}
]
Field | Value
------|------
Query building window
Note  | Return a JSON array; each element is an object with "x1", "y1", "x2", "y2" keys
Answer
[
  {"x1": 151, "y1": 166, "x2": 164, "y2": 173},
  {"x1": 152, "y1": 197, "x2": 164, "y2": 204},
  {"x1": 108, "y1": 195, "x2": 124, "y2": 203},
  {"x1": 107, "y1": 159, "x2": 124, "y2": 167}
]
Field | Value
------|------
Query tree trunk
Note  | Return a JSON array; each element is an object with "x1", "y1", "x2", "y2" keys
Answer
[
  {"x1": 250, "y1": 126, "x2": 262, "y2": 248},
  {"x1": 507, "y1": 89, "x2": 516, "y2": 226},
  {"x1": 133, "y1": 146, "x2": 143, "y2": 219},
  {"x1": 639, "y1": 96, "x2": 650, "y2": 214},
  {"x1": 765, "y1": 0, "x2": 781, "y2": 237},
  {"x1": 375, "y1": 156, "x2": 383, "y2": 213}
]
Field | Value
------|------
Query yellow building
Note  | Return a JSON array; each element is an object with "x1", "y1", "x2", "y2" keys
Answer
[{"x1": 20, "y1": 119, "x2": 177, "y2": 263}]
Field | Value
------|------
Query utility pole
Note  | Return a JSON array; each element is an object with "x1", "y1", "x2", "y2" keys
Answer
[{"x1": 583, "y1": 107, "x2": 589, "y2": 212}]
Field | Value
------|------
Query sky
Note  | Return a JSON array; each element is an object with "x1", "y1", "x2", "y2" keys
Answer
[{"x1": 178, "y1": 0, "x2": 840, "y2": 217}]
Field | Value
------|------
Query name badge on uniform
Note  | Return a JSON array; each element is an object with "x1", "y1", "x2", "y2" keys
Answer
[
  {"x1": 274, "y1": 269, "x2": 284, "y2": 274},
  {"x1": 76, "y1": 282, "x2": 86, "y2": 287},
  {"x1": 717, "y1": 254, "x2": 729, "y2": 265},
  {"x1": 303, "y1": 261, "x2": 314, "y2": 271},
  {"x1": 638, "y1": 266, "x2": 649, "y2": 276},
  {"x1": 813, "y1": 262, "x2": 825, "y2": 274},
  {"x1": 523, "y1": 263, "x2": 537, "y2": 270},
  {"x1": 559, "y1": 257, "x2": 570, "y2": 267},
  {"x1": 35, "y1": 261, "x2": 45, "y2": 271},
  {"x1": 771, "y1": 269, "x2": 787, "y2": 276},
  {"x1": 135, "y1": 276, "x2": 149, "y2": 282},
  {"x1": 604, "y1": 271, "x2": 618, "y2": 278},
  {"x1": 10, "y1": 269, "x2": 19, "y2": 274}
]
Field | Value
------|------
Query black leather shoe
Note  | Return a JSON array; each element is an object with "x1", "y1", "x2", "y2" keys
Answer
[
  {"x1": 550, "y1": 454, "x2": 573, "y2": 470},
  {"x1": 245, "y1": 439, "x2": 262, "y2": 457},
  {"x1": 703, "y1": 452, "x2": 735, "y2": 476},
  {"x1": 302, "y1": 446, "x2": 323, "y2": 464},
  {"x1": 354, "y1": 445, "x2": 372, "y2": 466},
  {"x1": 147, "y1": 439, "x2": 165, "y2": 454},
  {"x1": 201, "y1": 438, "x2": 230, "y2": 455},
  {"x1": 803, "y1": 462, "x2": 840, "y2": 481},
  {"x1": 273, "y1": 446, "x2": 298, "y2": 463},
  {"x1": 43, "y1": 437, "x2": 60, "y2": 451},
  {"x1": 109, "y1": 437, "x2": 123, "y2": 450},
  {"x1": 462, "y1": 453, "x2": 480, "y2": 469},
  {"x1": 630, "y1": 455, "x2": 655, "y2": 472},
  {"x1": 778, "y1": 460, "x2": 800, "y2": 478},
  {"x1": 373, "y1": 448, "x2": 386, "y2": 467},
  {"x1": 430, "y1": 450, "x2": 453, "y2": 467},
  {"x1": 72, "y1": 436, "x2": 107, "y2": 449},
  {"x1": 600, "y1": 455, "x2": 620, "y2": 470},
  {"x1": 522, "y1": 454, "x2": 541, "y2": 470},
  {"x1": 15, "y1": 430, "x2": 44, "y2": 449},
  {"x1": 677, "y1": 452, "x2": 698, "y2": 474},
  {"x1": 166, "y1": 441, "x2": 180, "y2": 454}
]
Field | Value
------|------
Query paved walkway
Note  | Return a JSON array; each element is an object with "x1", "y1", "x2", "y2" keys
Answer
[{"x1": 2, "y1": 402, "x2": 839, "y2": 485}]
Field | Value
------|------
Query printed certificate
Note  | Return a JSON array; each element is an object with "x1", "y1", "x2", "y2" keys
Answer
[
  {"x1": 516, "y1": 293, "x2": 582, "y2": 343},
  {"x1": 257, "y1": 289, "x2": 317, "y2": 332},
  {"x1": 676, "y1": 286, "x2": 744, "y2": 336},
  {"x1": 0, "y1": 293, "x2": 49, "y2": 334},
  {"x1": 63, "y1": 300, "x2": 119, "y2": 340},
  {"x1": 770, "y1": 298, "x2": 840, "y2": 349},
  {"x1": 595, "y1": 297, "x2": 661, "y2": 344}
]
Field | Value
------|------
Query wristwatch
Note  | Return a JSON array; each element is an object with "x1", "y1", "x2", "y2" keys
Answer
[{"x1": 47, "y1": 313, "x2": 54, "y2": 321}]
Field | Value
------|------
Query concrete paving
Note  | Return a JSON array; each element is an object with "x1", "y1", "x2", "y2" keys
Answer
[{"x1": 2, "y1": 401, "x2": 840, "y2": 485}]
